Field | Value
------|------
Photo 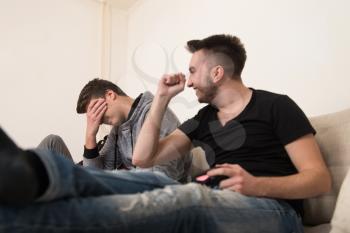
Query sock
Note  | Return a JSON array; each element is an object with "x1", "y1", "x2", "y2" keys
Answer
[
  {"x1": 0, "y1": 128, "x2": 48, "y2": 205},
  {"x1": 25, "y1": 150, "x2": 49, "y2": 197}
]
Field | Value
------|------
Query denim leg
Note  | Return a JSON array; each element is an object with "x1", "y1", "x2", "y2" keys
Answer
[
  {"x1": 0, "y1": 184, "x2": 211, "y2": 233},
  {"x1": 0, "y1": 183, "x2": 303, "y2": 233},
  {"x1": 32, "y1": 148, "x2": 178, "y2": 202},
  {"x1": 204, "y1": 188, "x2": 304, "y2": 233}
]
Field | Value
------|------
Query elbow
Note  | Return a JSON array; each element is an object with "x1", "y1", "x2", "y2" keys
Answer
[
  {"x1": 132, "y1": 158, "x2": 144, "y2": 167},
  {"x1": 319, "y1": 169, "x2": 332, "y2": 195},
  {"x1": 323, "y1": 171, "x2": 332, "y2": 194},
  {"x1": 132, "y1": 156, "x2": 154, "y2": 168}
]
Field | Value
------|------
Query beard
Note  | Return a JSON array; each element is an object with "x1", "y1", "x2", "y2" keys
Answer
[{"x1": 196, "y1": 74, "x2": 218, "y2": 103}]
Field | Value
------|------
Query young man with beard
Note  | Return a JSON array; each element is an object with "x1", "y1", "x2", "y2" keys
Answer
[{"x1": 132, "y1": 34, "x2": 331, "y2": 232}]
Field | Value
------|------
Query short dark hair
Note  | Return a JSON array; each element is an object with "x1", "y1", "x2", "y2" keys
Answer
[
  {"x1": 76, "y1": 78, "x2": 127, "y2": 114},
  {"x1": 186, "y1": 34, "x2": 247, "y2": 77}
]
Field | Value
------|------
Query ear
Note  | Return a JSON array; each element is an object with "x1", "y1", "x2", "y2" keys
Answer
[
  {"x1": 105, "y1": 90, "x2": 117, "y2": 101},
  {"x1": 210, "y1": 65, "x2": 225, "y2": 83}
]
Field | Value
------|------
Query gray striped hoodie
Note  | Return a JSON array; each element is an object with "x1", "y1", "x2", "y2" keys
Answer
[{"x1": 83, "y1": 91, "x2": 192, "y2": 182}]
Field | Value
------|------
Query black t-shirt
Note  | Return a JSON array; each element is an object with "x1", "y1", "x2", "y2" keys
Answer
[{"x1": 178, "y1": 89, "x2": 315, "y2": 215}]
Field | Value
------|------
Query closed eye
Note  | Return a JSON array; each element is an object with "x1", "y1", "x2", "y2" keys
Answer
[{"x1": 189, "y1": 67, "x2": 195, "y2": 74}]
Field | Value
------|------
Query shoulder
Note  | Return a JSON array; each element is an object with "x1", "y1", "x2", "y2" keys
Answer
[
  {"x1": 179, "y1": 104, "x2": 213, "y2": 129},
  {"x1": 253, "y1": 89, "x2": 287, "y2": 102},
  {"x1": 252, "y1": 89, "x2": 296, "y2": 110},
  {"x1": 138, "y1": 91, "x2": 154, "y2": 106},
  {"x1": 194, "y1": 104, "x2": 216, "y2": 118}
]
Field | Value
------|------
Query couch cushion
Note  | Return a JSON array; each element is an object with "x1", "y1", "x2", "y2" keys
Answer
[
  {"x1": 303, "y1": 108, "x2": 350, "y2": 226},
  {"x1": 330, "y1": 169, "x2": 350, "y2": 233}
]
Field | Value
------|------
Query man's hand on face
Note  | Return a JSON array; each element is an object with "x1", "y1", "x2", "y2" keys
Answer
[
  {"x1": 207, "y1": 163, "x2": 260, "y2": 196},
  {"x1": 156, "y1": 73, "x2": 186, "y2": 99},
  {"x1": 85, "y1": 98, "x2": 107, "y2": 141}
]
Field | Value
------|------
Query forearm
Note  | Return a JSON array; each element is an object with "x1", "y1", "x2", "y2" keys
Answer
[
  {"x1": 256, "y1": 169, "x2": 331, "y2": 199},
  {"x1": 82, "y1": 143, "x2": 101, "y2": 167},
  {"x1": 84, "y1": 98, "x2": 106, "y2": 149},
  {"x1": 132, "y1": 94, "x2": 171, "y2": 167},
  {"x1": 85, "y1": 134, "x2": 97, "y2": 149}
]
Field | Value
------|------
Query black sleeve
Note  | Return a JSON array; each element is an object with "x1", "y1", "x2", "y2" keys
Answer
[
  {"x1": 83, "y1": 135, "x2": 108, "y2": 159},
  {"x1": 178, "y1": 112, "x2": 202, "y2": 142},
  {"x1": 83, "y1": 146, "x2": 99, "y2": 159},
  {"x1": 272, "y1": 95, "x2": 316, "y2": 145}
]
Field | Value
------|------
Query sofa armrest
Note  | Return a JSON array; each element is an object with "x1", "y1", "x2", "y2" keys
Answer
[{"x1": 330, "y1": 168, "x2": 350, "y2": 233}]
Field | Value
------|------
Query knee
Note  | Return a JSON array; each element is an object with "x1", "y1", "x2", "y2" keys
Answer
[
  {"x1": 45, "y1": 134, "x2": 64, "y2": 144},
  {"x1": 173, "y1": 184, "x2": 214, "y2": 228},
  {"x1": 39, "y1": 134, "x2": 65, "y2": 149},
  {"x1": 173, "y1": 183, "x2": 213, "y2": 207}
]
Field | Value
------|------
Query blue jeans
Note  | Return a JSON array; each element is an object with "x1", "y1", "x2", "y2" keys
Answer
[{"x1": 0, "y1": 149, "x2": 304, "y2": 233}]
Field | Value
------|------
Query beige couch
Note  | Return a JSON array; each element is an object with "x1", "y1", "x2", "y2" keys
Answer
[
  {"x1": 190, "y1": 108, "x2": 350, "y2": 233},
  {"x1": 304, "y1": 108, "x2": 350, "y2": 233}
]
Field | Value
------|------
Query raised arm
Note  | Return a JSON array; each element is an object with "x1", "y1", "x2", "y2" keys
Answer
[
  {"x1": 132, "y1": 73, "x2": 192, "y2": 168},
  {"x1": 82, "y1": 98, "x2": 107, "y2": 169}
]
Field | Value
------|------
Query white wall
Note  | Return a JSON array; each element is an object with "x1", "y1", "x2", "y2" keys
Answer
[
  {"x1": 0, "y1": 0, "x2": 103, "y2": 162},
  {"x1": 110, "y1": 7, "x2": 128, "y2": 92},
  {"x1": 114, "y1": 0, "x2": 350, "y2": 121},
  {"x1": 1, "y1": 0, "x2": 349, "y2": 161}
]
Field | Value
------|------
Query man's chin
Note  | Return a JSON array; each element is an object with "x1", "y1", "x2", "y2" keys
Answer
[
  {"x1": 112, "y1": 121, "x2": 122, "y2": 127},
  {"x1": 102, "y1": 121, "x2": 114, "y2": 126},
  {"x1": 196, "y1": 92, "x2": 204, "y2": 103},
  {"x1": 196, "y1": 91, "x2": 215, "y2": 104},
  {"x1": 197, "y1": 97, "x2": 210, "y2": 104},
  {"x1": 197, "y1": 98, "x2": 205, "y2": 103}
]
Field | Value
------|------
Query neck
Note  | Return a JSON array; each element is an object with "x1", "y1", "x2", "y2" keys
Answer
[
  {"x1": 118, "y1": 96, "x2": 134, "y2": 122},
  {"x1": 211, "y1": 79, "x2": 252, "y2": 115}
]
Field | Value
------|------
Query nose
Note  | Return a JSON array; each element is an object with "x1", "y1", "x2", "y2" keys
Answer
[{"x1": 187, "y1": 75, "x2": 193, "y2": 88}]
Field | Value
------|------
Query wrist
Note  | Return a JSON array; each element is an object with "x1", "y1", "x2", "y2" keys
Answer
[
  {"x1": 255, "y1": 177, "x2": 269, "y2": 197},
  {"x1": 83, "y1": 146, "x2": 99, "y2": 159},
  {"x1": 85, "y1": 134, "x2": 97, "y2": 149},
  {"x1": 154, "y1": 93, "x2": 171, "y2": 106}
]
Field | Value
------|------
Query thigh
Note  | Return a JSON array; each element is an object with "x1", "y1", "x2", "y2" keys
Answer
[
  {"x1": 87, "y1": 169, "x2": 180, "y2": 194},
  {"x1": 34, "y1": 148, "x2": 178, "y2": 202},
  {"x1": 200, "y1": 187, "x2": 304, "y2": 233},
  {"x1": 0, "y1": 183, "x2": 303, "y2": 233},
  {"x1": 0, "y1": 184, "x2": 209, "y2": 233}
]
